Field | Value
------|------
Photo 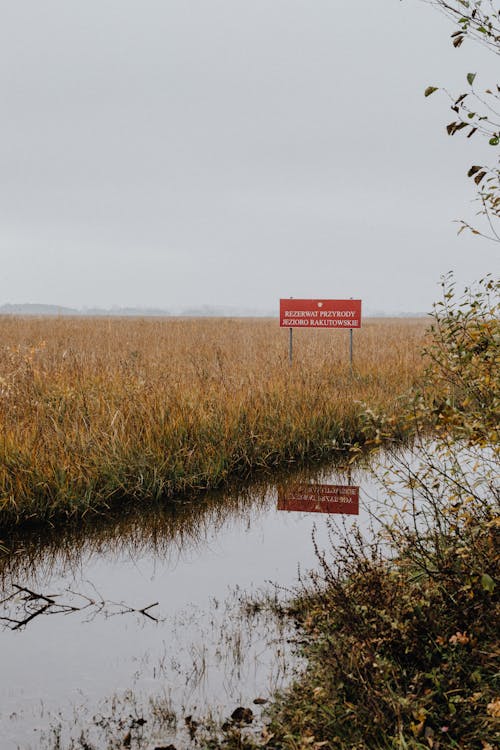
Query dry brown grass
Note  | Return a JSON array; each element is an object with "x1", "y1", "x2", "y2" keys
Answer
[{"x1": 0, "y1": 316, "x2": 428, "y2": 527}]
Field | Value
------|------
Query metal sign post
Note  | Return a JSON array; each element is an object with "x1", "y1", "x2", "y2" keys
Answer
[
  {"x1": 349, "y1": 297, "x2": 354, "y2": 375},
  {"x1": 279, "y1": 298, "x2": 362, "y2": 369}
]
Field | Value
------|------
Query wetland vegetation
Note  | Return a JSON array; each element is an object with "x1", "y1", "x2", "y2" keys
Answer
[
  {"x1": 0, "y1": 315, "x2": 427, "y2": 530},
  {"x1": 0, "y1": 280, "x2": 497, "y2": 750}
]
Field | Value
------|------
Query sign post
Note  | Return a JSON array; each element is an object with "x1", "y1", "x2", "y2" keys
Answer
[{"x1": 280, "y1": 298, "x2": 362, "y2": 367}]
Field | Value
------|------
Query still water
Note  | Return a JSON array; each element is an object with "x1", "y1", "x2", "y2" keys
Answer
[{"x1": 0, "y1": 460, "x2": 386, "y2": 749}]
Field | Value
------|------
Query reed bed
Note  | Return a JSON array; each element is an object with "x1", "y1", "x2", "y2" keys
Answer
[{"x1": 0, "y1": 316, "x2": 427, "y2": 528}]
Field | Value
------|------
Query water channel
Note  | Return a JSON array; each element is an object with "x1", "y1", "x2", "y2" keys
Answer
[{"x1": 0, "y1": 458, "x2": 390, "y2": 750}]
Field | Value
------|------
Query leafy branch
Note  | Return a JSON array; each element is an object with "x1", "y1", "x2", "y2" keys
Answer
[
  {"x1": 424, "y1": 0, "x2": 500, "y2": 52},
  {"x1": 424, "y1": 1, "x2": 500, "y2": 241}
]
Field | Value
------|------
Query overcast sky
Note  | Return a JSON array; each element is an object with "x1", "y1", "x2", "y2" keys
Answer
[{"x1": 0, "y1": 0, "x2": 498, "y2": 314}]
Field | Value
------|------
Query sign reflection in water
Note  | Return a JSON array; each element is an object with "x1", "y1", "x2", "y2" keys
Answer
[{"x1": 277, "y1": 484, "x2": 359, "y2": 515}]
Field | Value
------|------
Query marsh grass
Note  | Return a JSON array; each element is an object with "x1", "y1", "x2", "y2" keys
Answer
[{"x1": 0, "y1": 316, "x2": 427, "y2": 528}]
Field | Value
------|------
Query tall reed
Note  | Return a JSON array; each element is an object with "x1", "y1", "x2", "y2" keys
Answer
[{"x1": 0, "y1": 316, "x2": 427, "y2": 527}]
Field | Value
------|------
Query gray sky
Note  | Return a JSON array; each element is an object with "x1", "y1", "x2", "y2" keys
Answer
[{"x1": 0, "y1": 0, "x2": 498, "y2": 314}]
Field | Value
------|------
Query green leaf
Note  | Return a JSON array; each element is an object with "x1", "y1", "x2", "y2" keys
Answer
[
  {"x1": 489, "y1": 137, "x2": 499, "y2": 146},
  {"x1": 481, "y1": 574, "x2": 495, "y2": 592},
  {"x1": 467, "y1": 72, "x2": 476, "y2": 86},
  {"x1": 424, "y1": 86, "x2": 438, "y2": 97}
]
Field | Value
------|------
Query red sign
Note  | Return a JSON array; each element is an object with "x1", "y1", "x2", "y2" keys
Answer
[
  {"x1": 280, "y1": 299, "x2": 361, "y2": 328},
  {"x1": 277, "y1": 484, "x2": 359, "y2": 515}
]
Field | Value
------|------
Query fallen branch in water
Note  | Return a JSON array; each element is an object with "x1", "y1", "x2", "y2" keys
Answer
[{"x1": 0, "y1": 583, "x2": 161, "y2": 630}]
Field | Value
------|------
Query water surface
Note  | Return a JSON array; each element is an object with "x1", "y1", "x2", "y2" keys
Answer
[{"x1": 0, "y1": 460, "x2": 385, "y2": 749}]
